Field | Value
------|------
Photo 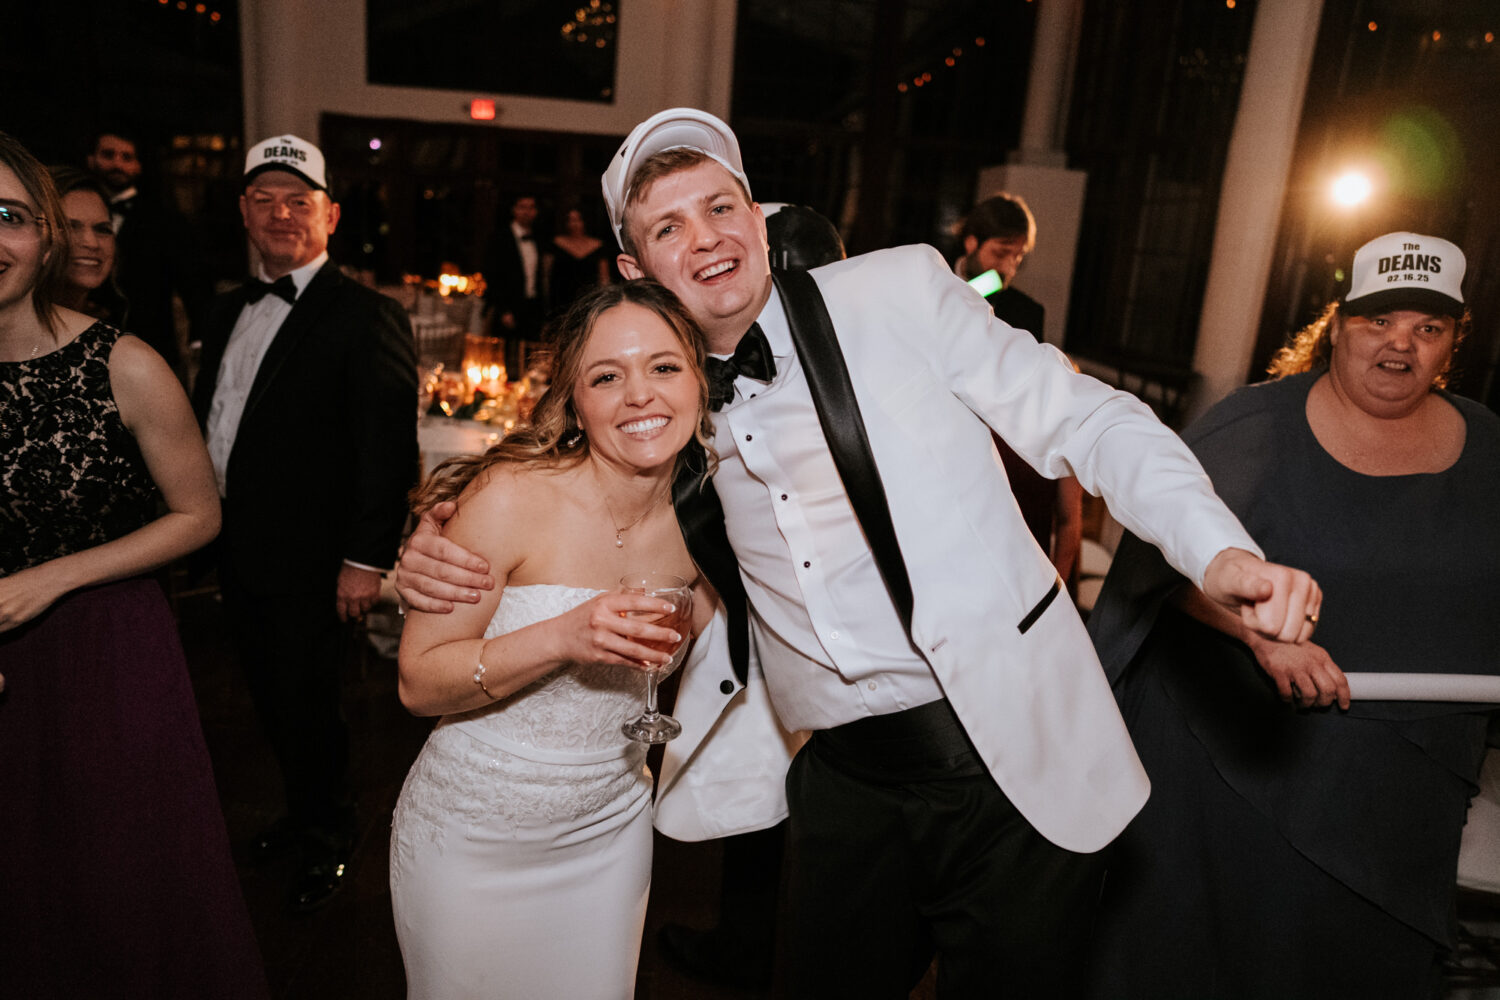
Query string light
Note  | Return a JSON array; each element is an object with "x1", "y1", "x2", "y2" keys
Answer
[
  {"x1": 560, "y1": 1, "x2": 615, "y2": 48},
  {"x1": 151, "y1": 0, "x2": 223, "y2": 24},
  {"x1": 895, "y1": 30, "x2": 995, "y2": 95}
]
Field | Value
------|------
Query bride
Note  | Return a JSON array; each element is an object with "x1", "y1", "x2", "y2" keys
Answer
[{"x1": 390, "y1": 280, "x2": 717, "y2": 998}]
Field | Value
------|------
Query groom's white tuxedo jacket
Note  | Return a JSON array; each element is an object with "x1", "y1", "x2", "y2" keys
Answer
[{"x1": 656, "y1": 245, "x2": 1260, "y2": 854}]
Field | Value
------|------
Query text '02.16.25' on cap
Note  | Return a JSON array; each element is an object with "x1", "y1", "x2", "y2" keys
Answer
[{"x1": 1343, "y1": 231, "x2": 1465, "y2": 318}]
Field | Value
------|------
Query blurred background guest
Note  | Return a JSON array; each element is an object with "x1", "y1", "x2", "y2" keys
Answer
[
  {"x1": 546, "y1": 203, "x2": 612, "y2": 317},
  {"x1": 85, "y1": 127, "x2": 212, "y2": 380},
  {"x1": 482, "y1": 193, "x2": 544, "y2": 374},
  {"x1": 955, "y1": 192, "x2": 1043, "y2": 340},
  {"x1": 955, "y1": 192, "x2": 1083, "y2": 597},
  {"x1": 1086, "y1": 231, "x2": 1500, "y2": 997},
  {"x1": 0, "y1": 130, "x2": 266, "y2": 1000},
  {"x1": 763, "y1": 202, "x2": 848, "y2": 272},
  {"x1": 49, "y1": 165, "x2": 129, "y2": 328}
]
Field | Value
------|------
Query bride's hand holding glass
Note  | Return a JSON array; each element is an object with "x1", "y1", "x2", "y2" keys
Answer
[
  {"x1": 547, "y1": 589, "x2": 685, "y2": 670},
  {"x1": 617, "y1": 573, "x2": 693, "y2": 743}
]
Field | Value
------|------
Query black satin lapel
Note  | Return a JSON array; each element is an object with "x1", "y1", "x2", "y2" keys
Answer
[
  {"x1": 673, "y1": 446, "x2": 750, "y2": 685},
  {"x1": 242, "y1": 263, "x2": 339, "y2": 423},
  {"x1": 773, "y1": 269, "x2": 915, "y2": 635}
]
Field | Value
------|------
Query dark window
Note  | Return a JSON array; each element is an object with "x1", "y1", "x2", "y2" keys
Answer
[
  {"x1": 1063, "y1": 0, "x2": 1257, "y2": 374},
  {"x1": 366, "y1": 0, "x2": 618, "y2": 103},
  {"x1": 732, "y1": 0, "x2": 1036, "y2": 255}
]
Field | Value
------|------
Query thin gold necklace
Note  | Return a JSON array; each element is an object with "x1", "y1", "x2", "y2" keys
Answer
[{"x1": 597, "y1": 477, "x2": 670, "y2": 548}]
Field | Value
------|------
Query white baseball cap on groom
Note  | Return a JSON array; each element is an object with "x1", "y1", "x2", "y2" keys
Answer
[{"x1": 601, "y1": 108, "x2": 752, "y2": 248}]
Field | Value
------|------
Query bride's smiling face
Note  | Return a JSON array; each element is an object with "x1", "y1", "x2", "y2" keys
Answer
[{"x1": 571, "y1": 301, "x2": 701, "y2": 475}]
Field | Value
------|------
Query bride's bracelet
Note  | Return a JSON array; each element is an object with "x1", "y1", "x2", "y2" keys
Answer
[{"x1": 473, "y1": 659, "x2": 497, "y2": 700}]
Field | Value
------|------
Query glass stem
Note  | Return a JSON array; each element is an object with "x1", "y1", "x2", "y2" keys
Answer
[{"x1": 642, "y1": 669, "x2": 661, "y2": 720}]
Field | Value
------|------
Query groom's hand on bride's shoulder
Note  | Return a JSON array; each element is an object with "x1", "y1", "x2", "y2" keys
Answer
[{"x1": 395, "y1": 501, "x2": 494, "y2": 614}]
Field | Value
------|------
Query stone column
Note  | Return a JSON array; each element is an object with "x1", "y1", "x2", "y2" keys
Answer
[
  {"x1": 1187, "y1": 0, "x2": 1323, "y2": 420},
  {"x1": 979, "y1": 0, "x2": 1087, "y2": 348}
]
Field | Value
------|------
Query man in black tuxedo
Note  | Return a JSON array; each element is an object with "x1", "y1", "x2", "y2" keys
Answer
[
  {"x1": 193, "y1": 134, "x2": 417, "y2": 911},
  {"x1": 481, "y1": 193, "x2": 543, "y2": 374},
  {"x1": 87, "y1": 128, "x2": 212, "y2": 376}
]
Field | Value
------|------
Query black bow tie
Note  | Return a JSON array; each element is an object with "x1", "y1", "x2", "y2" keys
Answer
[
  {"x1": 244, "y1": 275, "x2": 297, "y2": 305},
  {"x1": 707, "y1": 323, "x2": 776, "y2": 411}
]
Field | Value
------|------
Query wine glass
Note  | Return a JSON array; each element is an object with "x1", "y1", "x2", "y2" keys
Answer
[{"x1": 619, "y1": 573, "x2": 693, "y2": 744}]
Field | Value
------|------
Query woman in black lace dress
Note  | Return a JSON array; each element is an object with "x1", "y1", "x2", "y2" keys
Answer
[{"x1": 0, "y1": 133, "x2": 267, "y2": 998}]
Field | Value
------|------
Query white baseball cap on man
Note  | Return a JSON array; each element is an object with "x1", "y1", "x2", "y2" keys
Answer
[
  {"x1": 601, "y1": 108, "x2": 751, "y2": 248},
  {"x1": 1343, "y1": 231, "x2": 1465, "y2": 318},
  {"x1": 243, "y1": 134, "x2": 329, "y2": 193}
]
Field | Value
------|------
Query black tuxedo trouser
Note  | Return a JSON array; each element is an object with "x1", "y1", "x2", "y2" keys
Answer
[
  {"x1": 780, "y1": 699, "x2": 1105, "y2": 999},
  {"x1": 218, "y1": 567, "x2": 354, "y2": 841}
]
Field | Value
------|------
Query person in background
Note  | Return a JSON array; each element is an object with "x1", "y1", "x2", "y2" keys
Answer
[
  {"x1": 763, "y1": 202, "x2": 847, "y2": 271},
  {"x1": 86, "y1": 127, "x2": 212, "y2": 377},
  {"x1": 1086, "y1": 232, "x2": 1500, "y2": 997},
  {"x1": 483, "y1": 192, "x2": 545, "y2": 373},
  {"x1": 48, "y1": 166, "x2": 129, "y2": 328},
  {"x1": 0, "y1": 130, "x2": 267, "y2": 1000},
  {"x1": 396, "y1": 108, "x2": 1324, "y2": 998},
  {"x1": 956, "y1": 192, "x2": 1084, "y2": 597},
  {"x1": 547, "y1": 204, "x2": 612, "y2": 317},
  {"x1": 193, "y1": 133, "x2": 418, "y2": 912},
  {"x1": 955, "y1": 191, "x2": 1044, "y2": 338}
]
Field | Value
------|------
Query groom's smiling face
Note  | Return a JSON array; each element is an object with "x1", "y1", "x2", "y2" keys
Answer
[{"x1": 616, "y1": 159, "x2": 772, "y2": 355}]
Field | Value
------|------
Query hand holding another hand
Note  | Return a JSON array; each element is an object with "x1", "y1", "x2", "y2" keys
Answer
[{"x1": 1202, "y1": 547, "x2": 1322, "y2": 644}]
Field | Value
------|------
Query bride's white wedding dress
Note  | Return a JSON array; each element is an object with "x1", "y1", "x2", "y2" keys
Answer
[{"x1": 390, "y1": 585, "x2": 654, "y2": 999}]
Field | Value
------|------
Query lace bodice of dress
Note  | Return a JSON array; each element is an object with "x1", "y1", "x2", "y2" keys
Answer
[
  {"x1": 390, "y1": 585, "x2": 653, "y2": 862},
  {"x1": 1, "y1": 322, "x2": 158, "y2": 574},
  {"x1": 451, "y1": 584, "x2": 650, "y2": 754}
]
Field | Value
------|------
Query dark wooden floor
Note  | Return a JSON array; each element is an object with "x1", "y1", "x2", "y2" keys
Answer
[{"x1": 177, "y1": 584, "x2": 1500, "y2": 999}]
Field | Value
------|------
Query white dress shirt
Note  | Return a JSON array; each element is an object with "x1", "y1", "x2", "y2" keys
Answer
[
  {"x1": 205, "y1": 252, "x2": 327, "y2": 497},
  {"x1": 107, "y1": 185, "x2": 137, "y2": 234},
  {"x1": 512, "y1": 221, "x2": 540, "y2": 300},
  {"x1": 711, "y1": 291, "x2": 945, "y2": 733}
]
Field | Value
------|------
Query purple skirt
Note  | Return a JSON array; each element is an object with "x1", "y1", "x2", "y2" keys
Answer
[{"x1": 0, "y1": 578, "x2": 268, "y2": 999}]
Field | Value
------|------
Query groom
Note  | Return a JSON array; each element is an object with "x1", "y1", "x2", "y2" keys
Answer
[{"x1": 397, "y1": 109, "x2": 1325, "y2": 996}]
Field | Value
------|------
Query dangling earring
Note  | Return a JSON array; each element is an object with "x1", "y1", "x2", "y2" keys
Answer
[{"x1": 563, "y1": 427, "x2": 585, "y2": 448}]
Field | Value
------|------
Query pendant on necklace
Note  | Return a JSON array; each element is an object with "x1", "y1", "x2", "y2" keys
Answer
[{"x1": 615, "y1": 532, "x2": 624, "y2": 548}]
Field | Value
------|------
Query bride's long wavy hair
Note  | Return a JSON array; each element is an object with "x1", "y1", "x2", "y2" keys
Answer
[{"x1": 411, "y1": 280, "x2": 716, "y2": 515}]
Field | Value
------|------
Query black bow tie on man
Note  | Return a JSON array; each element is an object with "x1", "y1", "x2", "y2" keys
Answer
[
  {"x1": 244, "y1": 274, "x2": 298, "y2": 305},
  {"x1": 706, "y1": 323, "x2": 776, "y2": 411}
]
